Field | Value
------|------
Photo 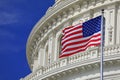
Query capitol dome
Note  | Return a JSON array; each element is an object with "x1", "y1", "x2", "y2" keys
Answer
[{"x1": 22, "y1": 0, "x2": 120, "y2": 80}]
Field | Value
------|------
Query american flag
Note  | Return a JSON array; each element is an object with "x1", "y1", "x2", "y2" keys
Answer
[{"x1": 60, "y1": 16, "x2": 102, "y2": 58}]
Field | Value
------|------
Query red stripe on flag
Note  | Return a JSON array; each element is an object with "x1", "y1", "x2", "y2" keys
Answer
[
  {"x1": 62, "y1": 33, "x2": 101, "y2": 50},
  {"x1": 64, "y1": 25, "x2": 82, "y2": 34},
  {"x1": 62, "y1": 38, "x2": 101, "y2": 53},
  {"x1": 59, "y1": 43, "x2": 100, "y2": 58},
  {"x1": 60, "y1": 23, "x2": 101, "y2": 58},
  {"x1": 62, "y1": 29, "x2": 82, "y2": 40}
]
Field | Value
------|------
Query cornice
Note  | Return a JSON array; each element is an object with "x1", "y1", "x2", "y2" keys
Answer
[{"x1": 26, "y1": 0, "x2": 120, "y2": 69}]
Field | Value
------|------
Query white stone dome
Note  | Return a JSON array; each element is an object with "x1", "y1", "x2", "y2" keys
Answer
[
  {"x1": 23, "y1": 0, "x2": 120, "y2": 80},
  {"x1": 55, "y1": 0, "x2": 64, "y2": 3}
]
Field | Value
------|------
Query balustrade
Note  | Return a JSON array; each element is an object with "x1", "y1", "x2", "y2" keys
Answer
[{"x1": 24, "y1": 45, "x2": 120, "y2": 80}]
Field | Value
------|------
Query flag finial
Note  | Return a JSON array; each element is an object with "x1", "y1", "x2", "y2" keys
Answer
[{"x1": 101, "y1": 9, "x2": 104, "y2": 14}]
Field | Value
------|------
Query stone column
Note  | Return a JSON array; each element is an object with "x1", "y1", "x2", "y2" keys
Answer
[
  {"x1": 48, "y1": 31, "x2": 56, "y2": 63},
  {"x1": 54, "y1": 31, "x2": 59, "y2": 61},
  {"x1": 38, "y1": 45, "x2": 44, "y2": 66},
  {"x1": 107, "y1": 4, "x2": 117, "y2": 45},
  {"x1": 43, "y1": 42, "x2": 48, "y2": 66},
  {"x1": 54, "y1": 30, "x2": 62, "y2": 61},
  {"x1": 104, "y1": 9, "x2": 109, "y2": 46},
  {"x1": 116, "y1": 4, "x2": 120, "y2": 44},
  {"x1": 48, "y1": 36, "x2": 52, "y2": 64},
  {"x1": 33, "y1": 56, "x2": 38, "y2": 72}
]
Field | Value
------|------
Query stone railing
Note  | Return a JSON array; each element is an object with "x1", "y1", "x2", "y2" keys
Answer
[{"x1": 23, "y1": 45, "x2": 120, "y2": 80}]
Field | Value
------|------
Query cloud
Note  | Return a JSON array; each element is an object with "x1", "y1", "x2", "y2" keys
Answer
[
  {"x1": 0, "y1": 0, "x2": 26, "y2": 7},
  {"x1": 0, "y1": 12, "x2": 19, "y2": 25},
  {"x1": 0, "y1": 43, "x2": 25, "y2": 53},
  {"x1": 0, "y1": 0, "x2": 26, "y2": 25},
  {"x1": 0, "y1": 29, "x2": 15, "y2": 40},
  {"x1": 0, "y1": 29, "x2": 25, "y2": 54}
]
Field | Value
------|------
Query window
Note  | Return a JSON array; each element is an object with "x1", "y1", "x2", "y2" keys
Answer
[{"x1": 57, "y1": 34, "x2": 63, "y2": 58}]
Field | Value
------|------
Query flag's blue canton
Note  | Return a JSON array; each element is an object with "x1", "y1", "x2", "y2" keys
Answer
[{"x1": 83, "y1": 16, "x2": 101, "y2": 37}]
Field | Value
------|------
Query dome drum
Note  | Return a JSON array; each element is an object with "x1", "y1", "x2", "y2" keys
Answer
[{"x1": 23, "y1": 0, "x2": 120, "y2": 80}]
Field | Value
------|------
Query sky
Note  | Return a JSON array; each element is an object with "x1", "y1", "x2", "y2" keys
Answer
[{"x1": 0, "y1": 0, "x2": 54, "y2": 80}]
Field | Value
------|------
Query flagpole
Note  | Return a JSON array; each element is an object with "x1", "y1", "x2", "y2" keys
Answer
[{"x1": 100, "y1": 9, "x2": 104, "y2": 80}]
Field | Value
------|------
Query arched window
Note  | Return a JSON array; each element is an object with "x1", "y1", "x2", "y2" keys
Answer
[{"x1": 57, "y1": 35, "x2": 63, "y2": 58}]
